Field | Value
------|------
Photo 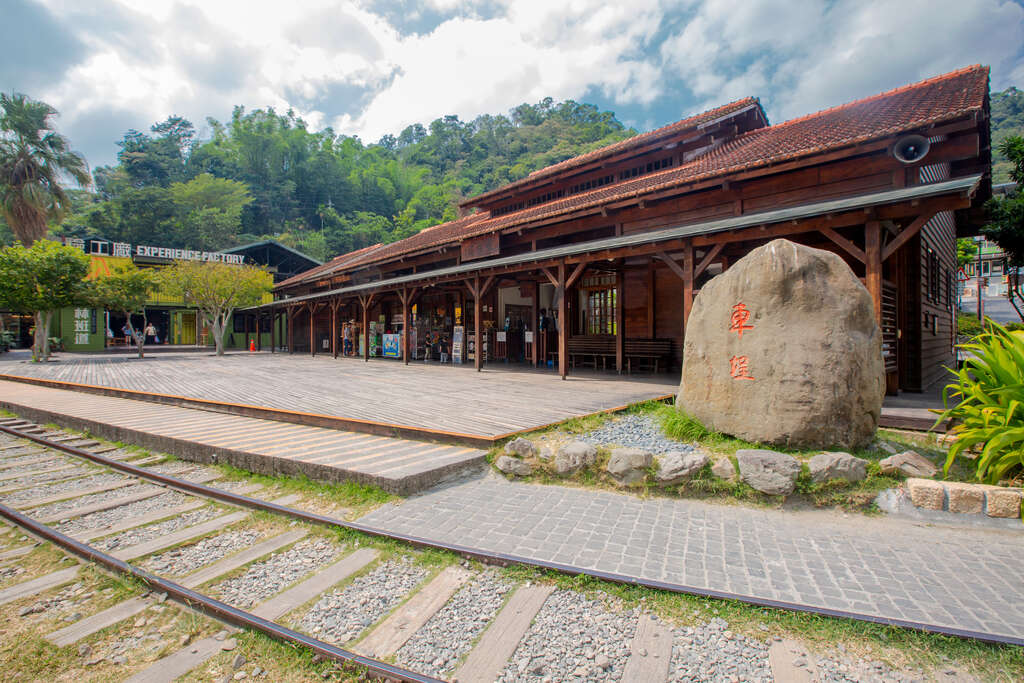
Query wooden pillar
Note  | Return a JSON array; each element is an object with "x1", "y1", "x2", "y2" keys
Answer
[
  {"x1": 270, "y1": 309, "x2": 276, "y2": 353},
  {"x1": 682, "y1": 242, "x2": 694, "y2": 331},
  {"x1": 615, "y1": 269, "x2": 625, "y2": 374},
  {"x1": 287, "y1": 307, "x2": 294, "y2": 354},
  {"x1": 402, "y1": 287, "x2": 410, "y2": 366},
  {"x1": 362, "y1": 296, "x2": 370, "y2": 362},
  {"x1": 865, "y1": 221, "x2": 883, "y2": 324},
  {"x1": 557, "y1": 262, "x2": 568, "y2": 380},
  {"x1": 647, "y1": 260, "x2": 655, "y2": 337},
  {"x1": 309, "y1": 305, "x2": 315, "y2": 356},
  {"x1": 331, "y1": 301, "x2": 338, "y2": 359},
  {"x1": 473, "y1": 275, "x2": 482, "y2": 372},
  {"x1": 531, "y1": 280, "x2": 539, "y2": 368}
]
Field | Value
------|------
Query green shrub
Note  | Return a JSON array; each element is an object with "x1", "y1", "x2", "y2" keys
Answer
[
  {"x1": 957, "y1": 312, "x2": 984, "y2": 338},
  {"x1": 937, "y1": 321, "x2": 1024, "y2": 484}
]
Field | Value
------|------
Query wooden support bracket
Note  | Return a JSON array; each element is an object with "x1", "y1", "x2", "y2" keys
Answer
[
  {"x1": 820, "y1": 227, "x2": 867, "y2": 264},
  {"x1": 882, "y1": 211, "x2": 938, "y2": 262}
]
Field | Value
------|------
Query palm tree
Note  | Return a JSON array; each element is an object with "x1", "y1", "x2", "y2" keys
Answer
[{"x1": 0, "y1": 93, "x2": 90, "y2": 246}]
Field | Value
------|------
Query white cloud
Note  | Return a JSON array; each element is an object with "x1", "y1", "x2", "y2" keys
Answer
[{"x1": 11, "y1": 0, "x2": 1024, "y2": 166}]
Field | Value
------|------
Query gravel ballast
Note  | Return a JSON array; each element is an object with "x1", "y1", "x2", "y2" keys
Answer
[
  {"x1": 395, "y1": 569, "x2": 513, "y2": 677},
  {"x1": 54, "y1": 491, "x2": 193, "y2": 535},
  {"x1": 25, "y1": 484, "x2": 162, "y2": 519},
  {"x1": 669, "y1": 617, "x2": 770, "y2": 682},
  {"x1": 144, "y1": 529, "x2": 264, "y2": 576},
  {"x1": 94, "y1": 507, "x2": 222, "y2": 551},
  {"x1": 300, "y1": 557, "x2": 429, "y2": 645},
  {"x1": 214, "y1": 539, "x2": 341, "y2": 608},
  {"x1": 0, "y1": 473, "x2": 130, "y2": 505},
  {"x1": 579, "y1": 415, "x2": 697, "y2": 455},
  {"x1": 498, "y1": 589, "x2": 637, "y2": 682}
]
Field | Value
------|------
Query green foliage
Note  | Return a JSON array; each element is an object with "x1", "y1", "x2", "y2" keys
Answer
[
  {"x1": 160, "y1": 260, "x2": 271, "y2": 355},
  {"x1": 937, "y1": 321, "x2": 1024, "y2": 484},
  {"x1": 958, "y1": 312, "x2": 985, "y2": 337},
  {"x1": 956, "y1": 237, "x2": 978, "y2": 267},
  {"x1": 982, "y1": 136, "x2": 1024, "y2": 274},
  {"x1": 0, "y1": 93, "x2": 90, "y2": 246},
  {"x1": 90, "y1": 263, "x2": 158, "y2": 357},
  {"x1": 991, "y1": 87, "x2": 1024, "y2": 184},
  {"x1": 57, "y1": 99, "x2": 633, "y2": 259}
]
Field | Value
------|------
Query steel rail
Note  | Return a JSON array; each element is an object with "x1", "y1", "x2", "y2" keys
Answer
[
  {"x1": 2, "y1": 422, "x2": 1022, "y2": 649},
  {"x1": 0, "y1": 499, "x2": 442, "y2": 683}
]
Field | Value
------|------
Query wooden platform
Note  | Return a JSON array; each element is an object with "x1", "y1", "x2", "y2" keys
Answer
[
  {"x1": 0, "y1": 352, "x2": 676, "y2": 444},
  {"x1": 0, "y1": 380, "x2": 485, "y2": 494}
]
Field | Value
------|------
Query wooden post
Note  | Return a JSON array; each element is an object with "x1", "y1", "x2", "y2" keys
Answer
[
  {"x1": 531, "y1": 280, "x2": 539, "y2": 368},
  {"x1": 682, "y1": 241, "x2": 694, "y2": 331},
  {"x1": 557, "y1": 262, "x2": 568, "y2": 380},
  {"x1": 309, "y1": 305, "x2": 315, "y2": 356},
  {"x1": 647, "y1": 260, "x2": 655, "y2": 337},
  {"x1": 865, "y1": 221, "x2": 883, "y2": 324},
  {"x1": 473, "y1": 275, "x2": 482, "y2": 372},
  {"x1": 270, "y1": 309, "x2": 276, "y2": 353},
  {"x1": 331, "y1": 301, "x2": 338, "y2": 359},
  {"x1": 287, "y1": 307, "x2": 294, "y2": 354},
  {"x1": 402, "y1": 287, "x2": 410, "y2": 366},
  {"x1": 361, "y1": 296, "x2": 370, "y2": 362},
  {"x1": 616, "y1": 269, "x2": 625, "y2": 374}
]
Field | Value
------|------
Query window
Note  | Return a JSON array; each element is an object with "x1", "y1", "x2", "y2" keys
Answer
[
  {"x1": 993, "y1": 261, "x2": 1003, "y2": 275},
  {"x1": 580, "y1": 274, "x2": 617, "y2": 335},
  {"x1": 927, "y1": 248, "x2": 941, "y2": 303},
  {"x1": 982, "y1": 261, "x2": 991, "y2": 276},
  {"x1": 966, "y1": 263, "x2": 975, "y2": 276}
]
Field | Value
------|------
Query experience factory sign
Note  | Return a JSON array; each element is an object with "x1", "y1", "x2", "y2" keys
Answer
[{"x1": 61, "y1": 237, "x2": 244, "y2": 265}]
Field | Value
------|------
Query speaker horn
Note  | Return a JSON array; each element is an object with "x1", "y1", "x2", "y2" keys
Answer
[{"x1": 892, "y1": 134, "x2": 930, "y2": 164}]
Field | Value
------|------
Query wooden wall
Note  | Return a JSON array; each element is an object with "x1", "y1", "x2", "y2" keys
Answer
[{"x1": 919, "y1": 210, "x2": 958, "y2": 391}]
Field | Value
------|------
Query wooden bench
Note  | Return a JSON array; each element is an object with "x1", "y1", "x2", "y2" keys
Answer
[{"x1": 567, "y1": 336, "x2": 673, "y2": 373}]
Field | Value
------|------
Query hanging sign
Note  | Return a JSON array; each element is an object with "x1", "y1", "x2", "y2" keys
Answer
[{"x1": 453, "y1": 326, "x2": 465, "y2": 363}]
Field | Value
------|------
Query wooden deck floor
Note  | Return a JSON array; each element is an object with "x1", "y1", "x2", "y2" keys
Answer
[
  {"x1": 0, "y1": 379, "x2": 485, "y2": 494},
  {"x1": 0, "y1": 352, "x2": 676, "y2": 440}
]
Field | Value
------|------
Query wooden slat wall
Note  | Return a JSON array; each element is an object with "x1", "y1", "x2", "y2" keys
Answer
[
  {"x1": 919, "y1": 210, "x2": 957, "y2": 391},
  {"x1": 653, "y1": 265, "x2": 684, "y2": 367}
]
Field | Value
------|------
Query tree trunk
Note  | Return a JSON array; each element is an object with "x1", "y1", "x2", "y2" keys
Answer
[
  {"x1": 41, "y1": 311, "x2": 53, "y2": 360},
  {"x1": 31, "y1": 311, "x2": 44, "y2": 362},
  {"x1": 212, "y1": 317, "x2": 225, "y2": 356}
]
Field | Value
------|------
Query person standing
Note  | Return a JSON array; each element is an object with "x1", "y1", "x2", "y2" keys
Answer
[{"x1": 144, "y1": 322, "x2": 157, "y2": 345}]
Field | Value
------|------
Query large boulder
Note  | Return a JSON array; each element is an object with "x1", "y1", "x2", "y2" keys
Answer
[
  {"x1": 605, "y1": 448, "x2": 653, "y2": 486},
  {"x1": 654, "y1": 450, "x2": 711, "y2": 485},
  {"x1": 808, "y1": 451, "x2": 868, "y2": 483},
  {"x1": 505, "y1": 437, "x2": 539, "y2": 458},
  {"x1": 736, "y1": 449, "x2": 801, "y2": 496},
  {"x1": 495, "y1": 455, "x2": 532, "y2": 477},
  {"x1": 554, "y1": 441, "x2": 597, "y2": 475},
  {"x1": 678, "y1": 239, "x2": 884, "y2": 449}
]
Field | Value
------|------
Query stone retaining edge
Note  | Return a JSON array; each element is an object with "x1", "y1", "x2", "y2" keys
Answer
[
  {"x1": 0, "y1": 398, "x2": 485, "y2": 496},
  {"x1": 906, "y1": 477, "x2": 1023, "y2": 519}
]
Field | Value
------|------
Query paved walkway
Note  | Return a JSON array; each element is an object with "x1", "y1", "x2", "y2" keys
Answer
[
  {"x1": 360, "y1": 474, "x2": 1024, "y2": 643},
  {"x1": 0, "y1": 380, "x2": 484, "y2": 494},
  {"x1": 0, "y1": 352, "x2": 675, "y2": 439}
]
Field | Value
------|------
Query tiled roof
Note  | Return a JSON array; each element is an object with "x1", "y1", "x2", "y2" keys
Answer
[
  {"x1": 464, "y1": 97, "x2": 763, "y2": 206},
  {"x1": 275, "y1": 242, "x2": 385, "y2": 289},
  {"x1": 284, "y1": 65, "x2": 988, "y2": 287}
]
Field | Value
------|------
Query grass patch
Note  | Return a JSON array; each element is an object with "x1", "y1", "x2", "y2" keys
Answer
[{"x1": 214, "y1": 464, "x2": 395, "y2": 514}]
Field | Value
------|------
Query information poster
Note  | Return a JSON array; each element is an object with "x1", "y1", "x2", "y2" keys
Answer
[
  {"x1": 382, "y1": 333, "x2": 401, "y2": 358},
  {"x1": 453, "y1": 325, "x2": 465, "y2": 364}
]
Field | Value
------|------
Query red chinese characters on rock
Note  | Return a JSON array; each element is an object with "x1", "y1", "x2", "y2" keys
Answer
[
  {"x1": 728, "y1": 302, "x2": 754, "y2": 381},
  {"x1": 729, "y1": 302, "x2": 754, "y2": 338}
]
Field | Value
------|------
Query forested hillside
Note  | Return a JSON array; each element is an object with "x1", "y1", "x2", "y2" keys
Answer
[
  {"x1": 35, "y1": 100, "x2": 635, "y2": 261},
  {"x1": 992, "y1": 86, "x2": 1024, "y2": 183}
]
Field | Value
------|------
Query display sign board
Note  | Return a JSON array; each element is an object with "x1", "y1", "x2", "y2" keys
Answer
[
  {"x1": 382, "y1": 333, "x2": 401, "y2": 358},
  {"x1": 454, "y1": 326, "x2": 465, "y2": 363},
  {"x1": 460, "y1": 233, "x2": 500, "y2": 262},
  {"x1": 524, "y1": 331, "x2": 533, "y2": 343},
  {"x1": 496, "y1": 331, "x2": 507, "y2": 342}
]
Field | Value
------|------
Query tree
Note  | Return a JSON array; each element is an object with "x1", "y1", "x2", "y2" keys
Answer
[
  {"x1": 160, "y1": 261, "x2": 271, "y2": 355},
  {"x1": 982, "y1": 135, "x2": 1024, "y2": 320},
  {"x1": 0, "y1": 93, "x2": 90, "y2": 246},
  {"x1": 956, "y1": 238, "x2": 979, "y2": 267},
  {"x1": 168, "y1": 173, "x2": 252, "y2": 249},
  {"x1": 0, "y1": 240, "x2": 91, "y2": 360},
  {"x1": 90, "y1": 263, "x2": 158, "y2": 359}
]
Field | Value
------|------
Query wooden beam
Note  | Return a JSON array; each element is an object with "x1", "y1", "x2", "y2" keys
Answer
[
  {"x1": 694, "y1": 243, "x2": 724, "y2": 278},
  {"x1": 882, "y1": 211, "x2": 937, "y2": 262},
  {"x1": 820, "y1": 227, "x2": 867, "y2": 264},
  {"x1": 474, "y1": 275, "x2": 482, "y2": 372},
  {"x1": 531, "y1": 280, "x2": 539, "y2": 368},
  {"x1": 865, "y1": 221, "x2": 882, "y2": 325},
  {"x1": 480, "y1": 275, "x2": 496, "y2": 298},
  {"x1": 682, "y1": 243, "x2": 694, "y2": 329},
  {"x1": 565, "y1": 262, "x2": 588, "y2": 289},
  {"x1": 539, "y1": 266, "x2": 559, "y2": 288},
  {"x1": 647, "y1": 260, "x2": 655, "y2": 338},
  {"x1": 309, "y1": 303, "x2": 315, "y2": 357},
  {"x1": 402, "y1": 286, "x2": 410, "y2": 365},
  {"x1": 656, "y1": 251, "x2": 687, "y2": 281},
  {"x1": 557, "y1": 262, "x2": 567, "y2": 380},
  {"x1": 615, "y1": 269, "x2": 624, "y2": 374}
]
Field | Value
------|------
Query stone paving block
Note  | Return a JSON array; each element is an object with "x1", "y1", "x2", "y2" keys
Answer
[
  {"x1": 985, "y1": 487, "x2": 1023, "y2": 518},
  {"x1": 945, "y1": 481, "x2": 985, "y2": 514},
  {"x1": 906, "y1": 478, "x2": 945, "y2": 510}
]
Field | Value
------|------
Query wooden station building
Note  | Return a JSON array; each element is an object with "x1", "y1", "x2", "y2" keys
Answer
[{"x1": 262, "y1": 65, "x2": 991, "y2": 393}]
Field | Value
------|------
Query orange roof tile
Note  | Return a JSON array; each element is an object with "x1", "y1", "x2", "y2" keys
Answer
[{"x1": 286, "y1": 65, "x2": 988, "y2": 285}]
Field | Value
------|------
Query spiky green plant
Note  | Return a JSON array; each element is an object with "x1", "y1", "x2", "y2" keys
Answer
[{"x1": 936, "y1": 320, "x2": 1024, "y2": 484}]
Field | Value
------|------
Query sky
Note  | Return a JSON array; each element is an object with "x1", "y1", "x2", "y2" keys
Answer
[{"x1": 3, "y1": 0, "x2": 1024, "y2": 169}]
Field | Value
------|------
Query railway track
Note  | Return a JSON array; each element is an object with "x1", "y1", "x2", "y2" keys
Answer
[{"x1": 0, "y1": 416, "x2": 1012, "y2": 682}]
